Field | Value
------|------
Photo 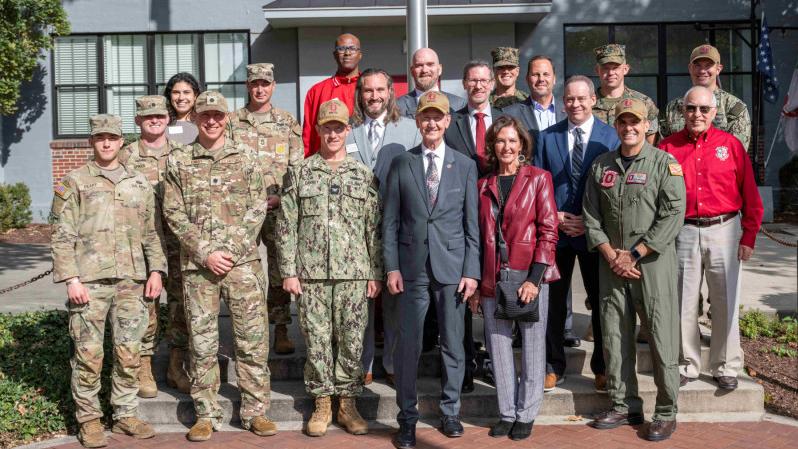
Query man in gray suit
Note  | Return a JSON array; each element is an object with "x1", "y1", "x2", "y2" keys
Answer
[
  {"x1": 384, "y1": 91, "x2": 480, "y2": 449},
  {"x1": 346, "y1": 68, "x2": 420, "y2": 386},
  {"x1": 397, "y1": 48, "x2": 467, "y2": 118}
]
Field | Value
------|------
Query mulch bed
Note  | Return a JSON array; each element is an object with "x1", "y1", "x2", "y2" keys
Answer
[
  {"x1": 742, "y1": 336, "x2": 798, "y2": 419},
  {"x1": 0, "y1": 224, "x2": 52, "y2": 244}
]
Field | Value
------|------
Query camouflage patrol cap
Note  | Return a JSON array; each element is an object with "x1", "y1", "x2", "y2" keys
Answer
[
  {"x1": 491, "y1": 47, "x2": 519, "y2": 68},
  {"x1": 247, "y1": 63, "x2": 275, "y2": 83},
  {"x1": 690, "y1": 44, "x2": 721, "y2": 64},
  {"x1": 89, "y1": 114, "x2": 123, "y2": 136},
  {"x1": 595, "y1": 44, "x2": 626, "y2": 65},
  {"x1": 416, "y1": 91, "x2": 450, "y2": 115},
  {"x1": 135, "y1": 95, "x2": 169, "y2": 116},
  {"x1": 317, "y1": 98, "x2": 349, "y2": 125},
  {"x1": 194, "y1": 91, "x2": 229, "y2": 114},
  {"x1": 614, "y1": 97, "x2": 648, "y2": 121}
]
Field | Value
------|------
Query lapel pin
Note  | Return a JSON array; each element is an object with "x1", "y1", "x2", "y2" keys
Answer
[{"x1": 446, "y1": 163, "x2": 452, "y2": 169}]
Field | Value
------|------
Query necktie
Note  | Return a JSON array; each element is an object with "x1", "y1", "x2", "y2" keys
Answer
[
  {"x1": 368, "y1": 120, "x2": 379, "y2": 153},
  {"x1": 426, "y1": 152, "x2": 439, "y2": 207},
  {"x1": 571, "y1": 127, "x2": 584, "y2": 189},
  {"x1": 474, "y1": 112, "x2": 487, "y2": 170}
]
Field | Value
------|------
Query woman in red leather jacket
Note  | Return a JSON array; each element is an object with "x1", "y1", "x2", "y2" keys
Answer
[{"x1": 468, "y1": 115, "x2": 559, "y2": 441}]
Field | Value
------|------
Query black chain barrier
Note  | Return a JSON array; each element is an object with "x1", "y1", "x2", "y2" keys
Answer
[{"x1": 0, "y1": 269, "x2": 53, "y2": 296}]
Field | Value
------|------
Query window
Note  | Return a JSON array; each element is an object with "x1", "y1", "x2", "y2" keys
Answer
[
  {"x1": 564, "y1": 21, "x2": 755, "y2": 110},
  {"x1": 53, "y1": 31, "x2": 250, "y2": 137}
]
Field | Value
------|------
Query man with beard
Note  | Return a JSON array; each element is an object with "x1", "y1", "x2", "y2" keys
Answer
[
  {"x1": 346, "y1": 68, "x2": 420, "y2": 386},
  {"x1": 302, "y1": 33, "x2": 362, "y2": 156},
  {"x1": 397, "y1": 48, "x2": 466, "y2": 118}
]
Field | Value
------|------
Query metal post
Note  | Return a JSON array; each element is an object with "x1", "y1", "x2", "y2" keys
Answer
[{"x1": 406, "y1": 0, "x2": 428, "y2": 91}]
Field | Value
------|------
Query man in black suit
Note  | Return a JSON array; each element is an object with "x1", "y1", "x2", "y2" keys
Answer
[
  {"x1": 397, "y1": 48, "x2": 467, "y2": 118},
  {"x1": 502, "y1": 55, "x2": 566, "y2": 139},
  {"x1": 384, "y1": 91, "x2": 480, "y2": 449}
]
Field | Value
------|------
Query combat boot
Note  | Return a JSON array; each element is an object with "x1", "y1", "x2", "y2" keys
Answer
[
  {"x1": 306, "y1": 396, "x2": 332, "y2": 437},
  {"x1": 274, "y1": 324, "x2": 295, "y2": 354},
  {"x1": 78, "y1": 419, "x2": 107, "y2": 448},
  {"x1": 137, "y1": 356, "x2": 157, "y2": 398},
  {"x1": 111, "y1": 417, "x2": 155, "y2": 439},
  {"x1": 337, "y1": 396, "x2": 368, "y2": 435},
  {"x1": 248, "y1": 416, "x2": 278, "y2": 436},
  {"x1": 166, "y1": 348, "x2": 191, "y2": 394},
  {"x1": 186, "y1": 419, "x2": 215, "y2": 442}
]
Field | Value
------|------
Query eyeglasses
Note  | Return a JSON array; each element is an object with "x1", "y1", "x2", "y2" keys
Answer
[
  {"x1": 466, "y1": 79, "x2": 492, "y2": 87},
  {"x1": 683, "y1": 105, "x2": 715, "y2": 114},
  {"x1": 335, "y1": 46, "x2": 360, "y2": 54}
]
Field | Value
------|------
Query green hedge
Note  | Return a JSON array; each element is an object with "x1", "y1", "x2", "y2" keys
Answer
[{"x1": 0, "y1": 183, "x2": 32, "y2": 232}]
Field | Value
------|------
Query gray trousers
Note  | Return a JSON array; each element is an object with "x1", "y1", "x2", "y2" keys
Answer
[
  {"x1": 483, "y1": 285, "x2": 549, "y2": 423},
  {"x1": 394, "y1": 266, "x2": 465, "y2": 425},
  {"x1": 362, "y1": 291, "x2": 398, "y2": 374}
]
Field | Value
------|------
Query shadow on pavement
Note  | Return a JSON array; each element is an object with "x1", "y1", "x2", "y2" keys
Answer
[{"x1": 0, "y1": 243, "x2": 50, "y2": 275}]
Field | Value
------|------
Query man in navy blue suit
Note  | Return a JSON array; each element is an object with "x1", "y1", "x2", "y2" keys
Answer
[{"x1": 534, "y1": 75, "x2": 620, "y2": 394}]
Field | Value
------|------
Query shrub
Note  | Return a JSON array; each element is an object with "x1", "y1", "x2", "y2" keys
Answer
[{"x1": 0, "y1": 183, "x2": 33, "y2": 232}]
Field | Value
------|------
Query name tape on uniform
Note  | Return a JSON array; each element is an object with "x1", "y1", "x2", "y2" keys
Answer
[{"x1": 345, "y1": 143, "x2": 359, "y2": 154}]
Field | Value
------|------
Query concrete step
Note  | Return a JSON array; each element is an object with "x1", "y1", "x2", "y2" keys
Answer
[{"x1": 138, "y1": 374, "x2": 763, "y2": 425}]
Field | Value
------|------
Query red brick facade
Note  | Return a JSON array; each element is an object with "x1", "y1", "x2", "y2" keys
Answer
[{"x1": 50, "y1": 139, "x2": 92, "y2": 187}]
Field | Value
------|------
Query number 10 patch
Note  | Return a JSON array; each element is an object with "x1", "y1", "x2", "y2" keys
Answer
[{"x1": 625, "y1": 172, "x2": 648, "y2": 184}]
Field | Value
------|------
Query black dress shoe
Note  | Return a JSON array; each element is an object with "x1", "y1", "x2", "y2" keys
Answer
[
  {"x1": 646, "y1": 419, "x2": 676, "y2": 441},
  {"x1": 713, "y1": 376, "x2": 738, "y2": 390},
  {"x1": 488, "y1": 420, "x2": 514, "y2": 437},
  {"x1": 679, "y1": 375, "x2": 696, "y2": 387},
  {"x1": 510, "y1": 420, "x2": 533, "y2": 441},
  {"x1": 589, "y1": 410, "x2": 644, "y2": 430},
  {"x1": 563, "y1": 331, "x2": 581, "y2": 348},
  {"x1": 392, "y1": 423, "x2": 416, "y2": 448},
  {"x1": 441, "y1": 415, "x2": 464, "y2": 437},
  {"x1": 461, "y1": 371, "x2": 475, "y2": 393}
]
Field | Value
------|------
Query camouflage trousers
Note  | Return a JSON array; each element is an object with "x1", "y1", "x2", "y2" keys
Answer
[
  {"x1": 183, "y1": 261, "x2": 271, "y2": 429},
  {"x1": 263, "y1": 216, "x2": 291, "y2": 325},
  {"x1": 297, "y1": 279, "x2": 368, "y2": 397},
  {"x1": 68, "y1": 278, "x2": 148, "y2": 423},
  {"x1": 141, "y1": 231, "x2": 188, "y2": 355}
]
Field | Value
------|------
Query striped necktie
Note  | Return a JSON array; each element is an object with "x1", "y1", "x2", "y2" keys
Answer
[{"x1": 571, "y1": 127, "x2": 584, "y2": 189}]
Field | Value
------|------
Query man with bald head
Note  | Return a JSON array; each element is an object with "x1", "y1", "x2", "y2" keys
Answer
[
  {"x1": 659, "y1": 85, "x2": 763, "y2": 392},
  {"x1": 397, "y1": 48, "x2": 466, "y2": 118},
  {"x1": 302, "y1": 33, "x2": 362, "y2": 156}
]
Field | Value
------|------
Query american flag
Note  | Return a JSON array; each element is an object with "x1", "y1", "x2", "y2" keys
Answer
[{"x1": 757, "y1": 12, "x2": 779, "y2": 103}]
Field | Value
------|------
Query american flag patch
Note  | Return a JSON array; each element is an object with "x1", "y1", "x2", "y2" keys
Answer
[{"x1": 54, "y1": 182, "x2": 68, "y2": 198}]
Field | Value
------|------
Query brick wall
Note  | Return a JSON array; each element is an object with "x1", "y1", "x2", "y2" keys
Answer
[{"x1": 51, "y1": 139, "x2": 92, "y2": 187}]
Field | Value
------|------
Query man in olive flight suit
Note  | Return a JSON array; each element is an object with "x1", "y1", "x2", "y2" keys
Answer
[{"x1": 583, "y1": 98, "x2": 686, "y2": 442}]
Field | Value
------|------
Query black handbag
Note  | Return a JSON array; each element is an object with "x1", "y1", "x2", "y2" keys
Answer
[{"x1": 492, "y1": 178, "x2": 540, "y2": 323}]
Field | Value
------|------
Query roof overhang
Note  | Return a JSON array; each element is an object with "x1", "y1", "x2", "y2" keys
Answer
[{"x1": 263, "y1": 3, "x2": 551, "y2": 28}]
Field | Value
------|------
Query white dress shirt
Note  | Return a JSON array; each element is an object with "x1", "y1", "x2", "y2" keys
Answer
[
  {"x1": 567, "y1": 115, "x2": 594, "y2": 171},
  {"x1": 467, "y1": 105, "x2": 493, "y2": 147},
  {"x1": 422, "y1": 140, "x2": 446, "y2": 182},
  {"x1": 364, "y1": 111, "x2": 387, "y2": 149}
]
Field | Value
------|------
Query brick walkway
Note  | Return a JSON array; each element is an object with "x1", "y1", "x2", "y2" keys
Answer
[{"x1": 48, "y1": 421, "x2": 797, "y2": 449}]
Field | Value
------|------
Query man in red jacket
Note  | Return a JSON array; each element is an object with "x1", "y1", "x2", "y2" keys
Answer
[
  {"x1": 302, "y1": 33, "x2": 362, "y2": 156},
  {"x1": 658, "y1": 85, "x2": 763, "y2": 391}
]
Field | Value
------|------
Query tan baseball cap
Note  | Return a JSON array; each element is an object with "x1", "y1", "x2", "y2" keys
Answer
[
  {"x1": 89, "y1": 114, "x2": 123, "y2": 136},
  {"x1": 595, "y1": 44, "x2": 626, "y2": 65},
  {"x1": 614, "y1": 98, "x2": 648, "y2": 121},
  {"x1": 317, "y1": 98, "x2": 349, "y2": 125},
  {"x1": 194, "y1": 91, "x2": 229, "y2": 114},
  {"x1": 491, "y1": 47, "x2": 519, "y2": 68},
  {"x1": 690, "y1": 44, "x2": 721, "y2": 64},
  {"x1": 247, "y1": 63, "x2": 275, "y2": 83},
  {"x1": 135, "y1": 95, "x2": 169, "y2": 116},
  {"x1": 416, "y1": 91, "x2": 450, "y2": 115}
]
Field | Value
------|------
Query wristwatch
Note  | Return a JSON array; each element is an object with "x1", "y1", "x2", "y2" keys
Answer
[
  {"x1": 66, "y1": 277, "x2": 81, "y2": 285},
  {"x1": 630, "y1": 247, "x2": 642, "y2": 262}
]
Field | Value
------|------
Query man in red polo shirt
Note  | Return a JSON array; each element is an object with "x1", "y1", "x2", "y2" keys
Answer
[
  {"x1": 302, "y1": 33, "x2": 362, "y2": 156},
  {"x1": 658, "y1": 85, "x2": 763, "y2": 391}
]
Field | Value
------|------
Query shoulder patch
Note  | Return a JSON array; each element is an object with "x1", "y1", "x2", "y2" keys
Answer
[
  {"x1": 54, "y1": 182, "x2": 71, "y2": 199},
  {"x1": 668, "y1": 163, "x2": 683, "y2": 176}
]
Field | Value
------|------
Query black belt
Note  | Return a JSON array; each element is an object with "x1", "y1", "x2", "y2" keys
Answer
[{"x1": 684, "y1": 212, "x2": 738, "y2": 227}]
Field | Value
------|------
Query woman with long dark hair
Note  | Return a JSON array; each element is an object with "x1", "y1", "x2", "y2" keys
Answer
[
  {"x1": 163, "y1": 72, "x2": 202, "y2": 144},
  {"x1": 468, "y1": 115, "x2": 559, "y2": 441}
]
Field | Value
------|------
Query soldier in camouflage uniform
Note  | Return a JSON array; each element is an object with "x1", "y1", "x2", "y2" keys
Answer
[
  {"x1": 162, "y1": 91, "x2": 277, "y2": 441},
  {"x1": 276, "y1": 98, "x2": 383, "y2": 437},
  {"x1": 119, "y1": 95, "x2": 191, "y2": 398},
  {"x1": 659, "y1": 44, "x2": 751, "y2": 148},
  {"x1": 228, "y1": 63, "x2": 304, "y2": 355},
  {"x1": 51, "y1": 114, "x2": 166, "y2": 448},
  {"x1": 593, "y1": 44, "x2": 660, "y2": 144},
  {"x1": 489, "y1": 47, "x2": 529, "y2": 109}
]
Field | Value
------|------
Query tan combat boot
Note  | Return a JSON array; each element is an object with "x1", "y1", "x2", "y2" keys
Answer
[
  {"x1": 166, "y1": 348, "x2": 191, "y2": 394},
  {"x1": 186, "y1": 419, "x2": 215, "y2": 442},
  {"x1": 306, "y1": 396, "x2": 332, "y2": 437},
  {"x1": 273, "y1": 324, "x2": 295, "y2": 354},
  {"x1": 111, "y1": 417, "x2": 155, "y2": 439},
  {"x1": 137, "y1": 356, "x2": 157, "y2": 398},
  {"x1": 78, "y1": 419, "x2": 107, "y2": 448},
  {"x1": 337, "y1": 396, "x2": 368, "y2": 435},
  {"x1": 249, "y1": 416, "x2": 278, "y2": 436}
]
